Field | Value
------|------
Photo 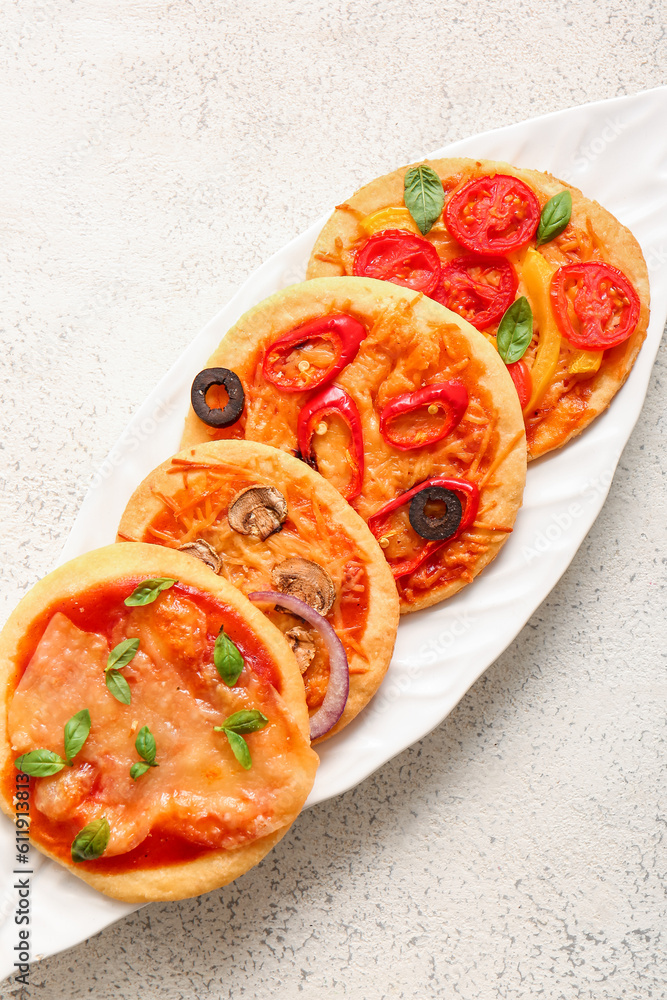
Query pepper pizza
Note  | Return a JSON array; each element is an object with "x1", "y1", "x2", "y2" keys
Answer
[{"x1": 180, "y1": 277, "x2": 527, "y2": 613}]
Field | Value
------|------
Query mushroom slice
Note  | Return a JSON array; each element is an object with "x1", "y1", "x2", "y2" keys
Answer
[
  {"x1": 228, "y1": 486, "x2": 288, "y2": 541},
  {"x1": 178, "y1": 539, "x2": 222, "y2": 574},
  {"x1": 285, "y1": 626, "x2": 316, "y2": 674},
  {"x1": 271, "y1": 557, "x2": 336, "y2": 615}
]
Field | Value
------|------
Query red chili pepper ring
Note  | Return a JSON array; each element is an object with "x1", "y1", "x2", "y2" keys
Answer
[
  {"x1": 368, "y1": 477, "x2": 480, "y2": 579},
  {"x1": 262, "y1": 314, "x2": 367, "y2": 393},
  {"x1": 379, "y1": 381, "x2": 469, "y2": 451},
  {"x1": 297, "y1": 384, "x2": 364, "y2": 501}
]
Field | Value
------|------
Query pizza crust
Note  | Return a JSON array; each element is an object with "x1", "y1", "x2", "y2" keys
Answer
[
  {"x1": 0, "y1": 544, "x2": 318, "y2": 902},
  {"x1": 179, "y1": 276, "x2": 527, "y2": 613},
  {"x1": 117, "y1": 440, "x2": 400, "y2": 740},
  {"x1": 306, "y1": 157, "x2": 650, "y2": 460}
]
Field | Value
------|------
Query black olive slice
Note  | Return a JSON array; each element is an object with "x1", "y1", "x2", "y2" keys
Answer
[
  {"x1": 409, "y1": 486, "x2": 463, "y2": 541},
  {"x1": 191, "y1": 368, "x2": 245, "y2": 428}
]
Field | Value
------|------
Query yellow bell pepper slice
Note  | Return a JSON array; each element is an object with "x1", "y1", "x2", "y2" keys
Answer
[
  {"x1": 568, "y1": 349, "x2": 603, "y2": 376},
  {"x1": 360, "y1": 207, "x2": 420, "y2": 236},
  {"x1": 522, "y1": 248, "x2": 561, "y2": 415}
]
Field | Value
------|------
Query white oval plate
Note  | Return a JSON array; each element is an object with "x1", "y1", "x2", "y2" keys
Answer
[{"x1": 2, "y1": 86, "x2": 666, "y2": 978}]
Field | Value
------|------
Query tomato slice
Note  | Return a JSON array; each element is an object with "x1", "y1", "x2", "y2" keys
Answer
[
  {"x1": 353, "y1": 229, "x2": 442, "y2": 295},
  {"x1": 432, "y1": 254, "x2": 518, "y2": 329},
  {"x1": 550, "y1": 261, "x2": 640, "y2": 350},
  {"x1": 506, "y1": 359, "x2": 532, "y2": 409},
  {"x1": 444, "y1": 175, "x2": 540, "y2": 255}
]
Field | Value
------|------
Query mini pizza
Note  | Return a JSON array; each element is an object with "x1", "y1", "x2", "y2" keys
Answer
[
  {"x1": 306, "y1": 158, "x2": 650, "y2": 459},
  {"x1": 0, "y1": 544, "x2": 318, "y2": 903},
  {"x1": 180, "y1": 277, "x2": 527, "y2": 613},
  {"x1": 117, "y1": 440, "x2": 399, "y2": 741}
]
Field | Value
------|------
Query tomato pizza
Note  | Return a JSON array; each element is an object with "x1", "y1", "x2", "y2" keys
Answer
[
  {"x1": 306, "y1": 158, "x2": 650, "y2": 459},
  {"x1": 0, "y1": 545, "x2": 318, "y2": 902}
]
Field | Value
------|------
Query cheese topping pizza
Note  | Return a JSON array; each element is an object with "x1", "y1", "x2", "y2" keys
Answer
[{"x1": 0, "y1": 545, "x2": 318, "y2": 902}]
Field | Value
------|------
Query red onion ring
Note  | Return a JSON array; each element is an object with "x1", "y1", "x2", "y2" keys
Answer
[{"x1": 248, "y1": 591, "x2": 349, "y2": 741}]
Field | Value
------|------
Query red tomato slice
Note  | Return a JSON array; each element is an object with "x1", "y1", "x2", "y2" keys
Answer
[
  {"x1": 353, "y1": 229, "x2": 442, "y2": 295},
  {"x1": 506, "y1": 359, "x2": 532, "y2": 409},
  {"x1": 444, "y1": 175, "x2": 540, "y2": 255},
  {"x1": 432, "y1": 254, "x2": 518, "y2": 329},
  {"x1": 550, "y1": 261, "x2": 640, "y2": 350}
]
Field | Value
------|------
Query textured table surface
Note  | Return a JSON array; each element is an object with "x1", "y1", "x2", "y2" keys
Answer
[{"x1": 1, "y1": 2, "x2": 666, "y2": 997}]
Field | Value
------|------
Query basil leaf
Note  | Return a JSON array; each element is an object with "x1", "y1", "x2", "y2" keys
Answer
[
  {"x1": 15, "y1": 749, "x2": 66, "y2": 777},
  {"x1": 135, "y1": 725, "x2": 157, "y2": 765},
  {"x1": 496, "y1": 296, "x2": 533, "y2": 364},
  {"x1": 106, "y1": 638, "x2": 140, "y2": 672},
  {"x1": 106, "y1": 670, "x2": 131, "y2": 705},
  {"x1": 223, "y1": 729, "x2": 252, "y2": 770},
  {"x1": 213, "y1": 629, "x2": 244, "y2": 687},
  {"x1": 71, "y1": 816, "x2": 110, "y2": 863},
  {"x1": 536, "y1": 190, "x2": 572, "y2": 245},
  {"x1": 124, "y1": 578, "x2": 176, "y2": 607},
  {"x1": 130, "y1": 761, "x2": 151, "y2": 781},
  {"x1": 216, "y1": 709, "x2": 268, "y2": 736},
  {"x1": 403, "y1": 165, "x2": 445, "y2": 235},
  {"x1": 63, "y1": 709, "x2": 91, "y2": 763}
]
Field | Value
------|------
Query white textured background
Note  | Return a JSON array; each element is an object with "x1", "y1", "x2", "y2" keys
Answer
[{"x1": 1, "y1": 2, "x2": 666, "y2": 997}]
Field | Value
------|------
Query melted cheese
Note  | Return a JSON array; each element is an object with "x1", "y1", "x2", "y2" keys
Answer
[
  {"x1": 200, "y1": 302, "x2": 506, "y2": 606},
  {"x1": 9, "y1": 602, "x2": 314, "y2": 857},
  {"x1": 317, "y1": 171, "x2": 643, "y2": 457},
  {"x1": 137, "y1": 462, "x2": 371, "y2": 706},
  {"x1": 212, "y1": 305, "x2": 499, "y2": 522}
]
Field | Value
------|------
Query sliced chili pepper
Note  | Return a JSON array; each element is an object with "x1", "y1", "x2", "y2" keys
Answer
[
  {"x1": 445, "y1": 175, "x2": 540, "y2": 255},
  {"x1": 262, "y1": 314, "x2": 366, "y2": 393},
  {"x1": 432, "y1": 254, "x2": 518, "y2": 330},
  {"x1": 297, "y1": 384, "x2": 364, "y2": 501},
  {"x1": 353, "y1": 229, "x2": 442, "y2": 295},
  {"x1": 379, "y1": 381, "x2": 469, "y2": 451},
  {"x1": 368, "y1": 477, "x2": 479, "y2": 578},
  {"x1": 550, "y1": 261, "x2": 640, "y2": 350},
  {"x1": 506, "y1": 359, "x2": 532, "y2": 409}
]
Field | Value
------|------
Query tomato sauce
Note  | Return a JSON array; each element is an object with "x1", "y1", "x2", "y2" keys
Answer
[
  {"x1": 317, "y1": 169, "x2": 646, "y2": 463},
  {"x1": 3, "y1": 579, "x2": 284, "y2": 872},
  {"x1": 134, "y1": 465, "x2": 371, "y2": 701}
]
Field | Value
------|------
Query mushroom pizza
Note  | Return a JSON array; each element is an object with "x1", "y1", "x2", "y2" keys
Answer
[
  {"x1": 180, "y1": 277, "x2": 527, "y2": 613},
  {"x1": 306, "y1": 158, "x2": 650, "y2": 459},
  {"x1": 118, "y1": 440, "x2": 399, "y2": 740}
]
